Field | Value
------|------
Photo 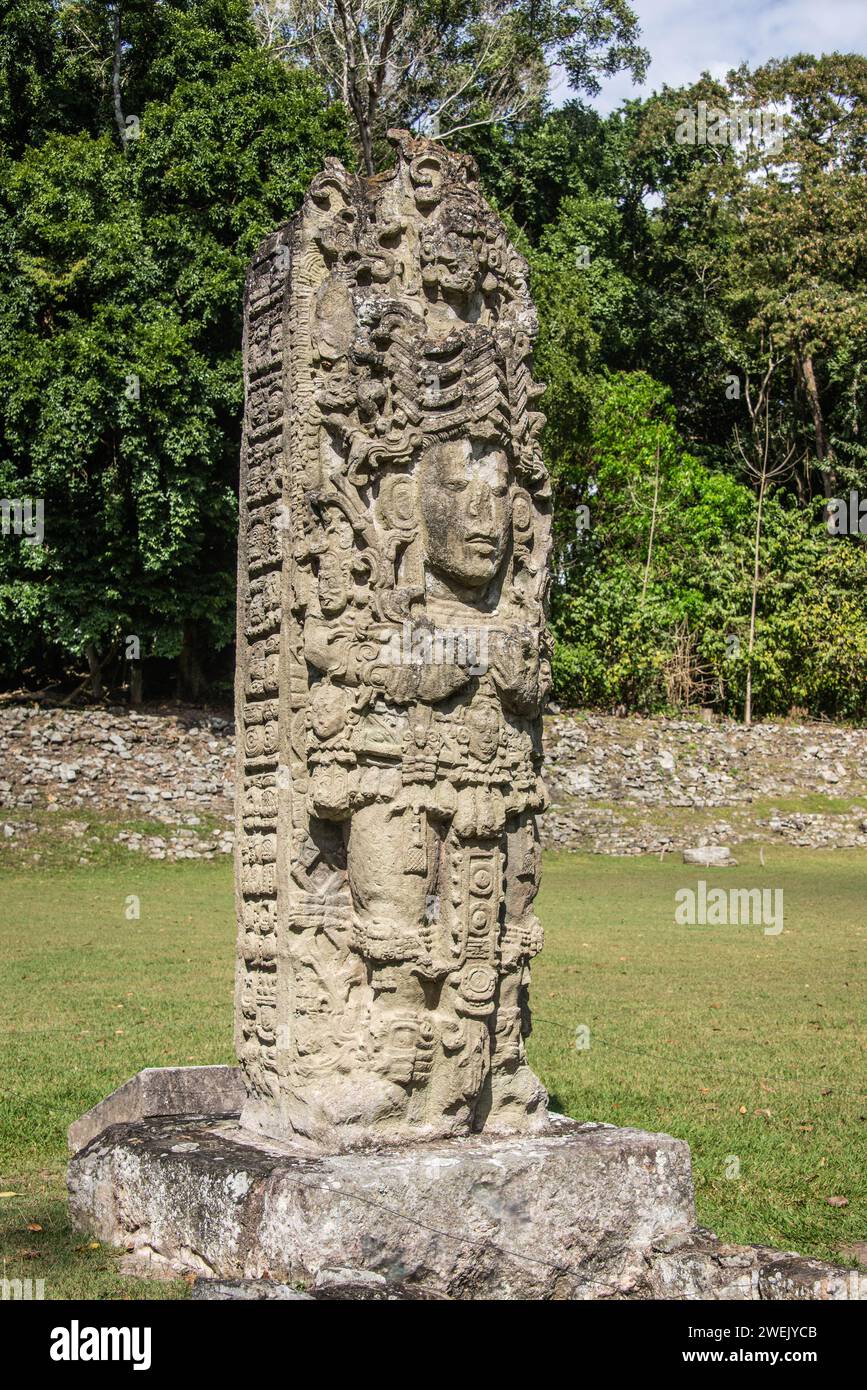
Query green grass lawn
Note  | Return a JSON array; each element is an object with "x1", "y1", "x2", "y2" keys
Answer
[{"x1": 1, "y1": 845, "x2": 864, "y2": 1297}]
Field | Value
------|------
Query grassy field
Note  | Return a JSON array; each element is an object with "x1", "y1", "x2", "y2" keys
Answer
[{"x1": 1, "y1": 842, "x2": 864, "y2": 1298}]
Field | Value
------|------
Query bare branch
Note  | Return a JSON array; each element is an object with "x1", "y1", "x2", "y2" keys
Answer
[{"x1": 110, "y1": 3, "x2": 127, "y2": 147}]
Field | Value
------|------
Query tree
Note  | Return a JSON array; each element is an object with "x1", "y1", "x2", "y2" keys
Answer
[
  {"x1": 731, "y1": 354, "x2": 798, "y2": 725},
  {"x1": 252, "y1": 0, "x2": 648, "y2": 173},
  {"x1": 730, "y1": 54, "x2": 867, "y2": 501},
  {"x1": 0, "y1": 0, "x2": 351, "y2": 699}
]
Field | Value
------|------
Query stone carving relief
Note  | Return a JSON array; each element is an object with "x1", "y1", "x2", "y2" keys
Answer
[{"x1": 236, "y1": 130, "x2": 552, "y2": 1147}]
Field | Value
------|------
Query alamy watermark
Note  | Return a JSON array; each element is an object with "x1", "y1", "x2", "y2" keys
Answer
[
  {"x1": 1, "y1": 497, "x2": 44, "y2": 546},
  {"x1": 827, "y1": 491, "x2": 867, "y2": 536},
  {"x1": 2, "y1": 1277, "x2": 45, "y2": 1300},
  {"x1": 379, "y1": 620, "x2": 490, "y2": 676},
  {"x1": 675, "y1": 101, "x2": 784, "y2": 151},
  {"x1": 675, "y1": 880, "x2": 784, "y2": 935},
  {"x1": 50, "y1": 1321, "x2": 151, "y2": 1370}
]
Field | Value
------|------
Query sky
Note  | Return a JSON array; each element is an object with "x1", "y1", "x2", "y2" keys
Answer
[{"x1": 551, "y1": 0, "x2": 867, "y2": 113}]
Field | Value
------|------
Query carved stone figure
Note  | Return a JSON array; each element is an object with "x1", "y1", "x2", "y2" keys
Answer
[{"x1": 236, "y1": 130, "x2": 552, "y2": 1148}]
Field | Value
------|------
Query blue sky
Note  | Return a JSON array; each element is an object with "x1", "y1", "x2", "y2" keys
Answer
[{"x1": 552, "y1": 0, "x2": 867, "y2": 113}]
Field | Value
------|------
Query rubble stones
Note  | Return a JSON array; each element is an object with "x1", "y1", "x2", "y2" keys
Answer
[
  {"x1": 542, "y1": 712, "x2": 867, "y2": 855},
  {"x1": 0, "y1": 705, "x2": 235, "y2": 862},
  {"x1": 3, "y1": 705, "x2": 866, "y2": 858}
]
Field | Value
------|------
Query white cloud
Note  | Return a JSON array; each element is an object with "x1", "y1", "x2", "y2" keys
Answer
[{"x1": 550, "y1": 0, "x2": 867, "y2": 113}]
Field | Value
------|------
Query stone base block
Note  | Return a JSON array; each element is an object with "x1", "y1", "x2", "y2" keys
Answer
[
  {"x1": 69, "y1": 1112, "x2": 696, "y2": 1299},
  {"x1": 66, "y1": 1069, "x2": 865, "y2": 1301},
  {"x1": 645, "y1": 1229, "x2": 864, "y2": 1301},
  {"x1": 67, "y1": 1066, "x2": 245, "y2": 1154}
]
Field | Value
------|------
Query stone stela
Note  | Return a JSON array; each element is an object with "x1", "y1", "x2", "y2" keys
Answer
[
  {"x1": 65, "y1": 137, "x2": 866, "y2": 1301},
  {"x1": 236, "y1": 129, "x2": 553, "y2": 1148}
]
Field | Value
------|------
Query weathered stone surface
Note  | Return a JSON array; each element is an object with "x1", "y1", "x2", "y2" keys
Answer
[
  {"x1": 68, "y1": 1114, "x2": 696, "y2": 1299},
  {"x1": 67, "y1": 1067, "x2": 245, "y2": 1153},
  {"x1": 235, "y1": 131, "x2": 552, "y2": 1148},
  {"x1": 68, "y1": 1115, "x2": 865, "y2": 1299},
  {"x1": 191, "y1": 1274, "x2": 446, "y2": 1300},
  {"x1": 191, "y1": 1279, "x2": 314, "y2": 1300},
  {"x1": 646, "y1": 1230, "x2": 866, "y2": 1300}
]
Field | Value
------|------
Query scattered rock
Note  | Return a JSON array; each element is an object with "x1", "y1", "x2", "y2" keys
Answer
[
  {"x1": 682, "y1": 846, "x2": 738, "y2": 868},
  {"x1": 542, "y1": 713, "x2": 867, "y2": 855}
]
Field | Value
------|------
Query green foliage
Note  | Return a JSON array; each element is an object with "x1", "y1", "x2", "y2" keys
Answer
[
  {"x1": 480, "y1": 58, "x2": 867, "y2": 720},
  {"x1": 546, "y1": 372, "x2": 867, "y2": 718},
  {"x1": 0, "y1": 7, "x2": 864, "y2": 719},
  {"x1": 0, "y1": 0, "x2": 350, "y2": 690},
  {"x1": 255, "y1": 0, "x2": 647, "y2": 172}
]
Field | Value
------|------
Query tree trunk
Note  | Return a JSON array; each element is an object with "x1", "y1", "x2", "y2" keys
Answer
[
  {"x1": 799, "y1": 352, "x2": 836, "y2": 499},
  {"x1": 111, "y1": 6, "x2": 127, "y2": 146},
  {"x1": 641, "y1": 442, "x2": 661, "y2": 606},
  {"x1": 177, "y1": 621, "x2": 204, "y2": 703},
  {"x1": 745, "y1": 475, "x2": 765, "y2": 727},
  {"x1": 130, "y1": 661, "x2": 143, "y2": 707},
  {"x1": 84, "y1": 641, "x2": 103, "y2": 702},
  {"x1": 349, "y1": 82, "x2": 374, "y2": 175}
]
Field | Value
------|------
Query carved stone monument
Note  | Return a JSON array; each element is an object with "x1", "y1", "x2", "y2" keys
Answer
[
  {"x1": 66, "y1": 136, "x2": 865, "y2": 1301},
  {"x1": 236, "y1": 130, "x2": 551, "y2": 1148}
]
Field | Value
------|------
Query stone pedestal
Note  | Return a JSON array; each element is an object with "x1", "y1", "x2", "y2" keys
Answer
[
  {"x1": 67, "y1": 1068, "x2": 864, "y2": 1301},
  {"x1": 68, "y1": 1108, "x2": 692, "y2": 1299}
]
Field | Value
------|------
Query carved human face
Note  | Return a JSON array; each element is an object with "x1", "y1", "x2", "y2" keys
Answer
[
  {"x1": 420, "y1": 229, "x2": 478, "y2": 297},
  {"x1": 465, "y1": 703, "x2": 500, "y2": 762},
  {"x1": 309, "y1": 681, "x2": 348, "y2": 741},
  {"x1": 419, "y1": 439, "x2": 511, "y2": 590}
]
